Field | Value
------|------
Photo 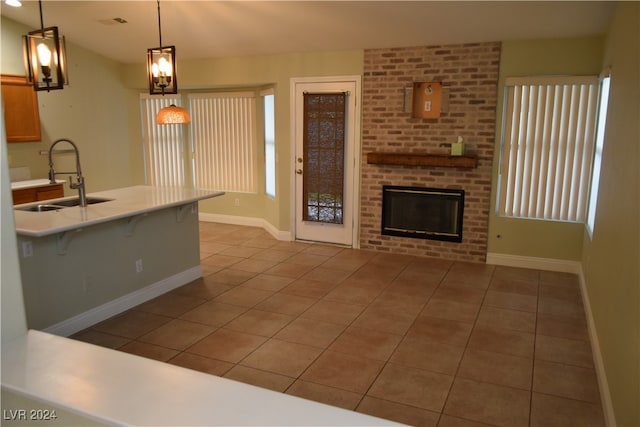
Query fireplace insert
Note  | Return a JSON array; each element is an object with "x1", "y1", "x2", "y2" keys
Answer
[{"x1": 381, "y1": 185, "x2": 464, "y2": 242}]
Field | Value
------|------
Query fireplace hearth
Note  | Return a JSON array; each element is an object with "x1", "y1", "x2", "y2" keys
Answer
[{"x1": 382, "y1": 186, "x2": 464, "y2": 243}]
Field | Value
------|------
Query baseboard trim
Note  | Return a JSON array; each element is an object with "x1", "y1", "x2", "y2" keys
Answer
[
  {"x1": 44, "y1": 266, "x2": 202, "y2": 338},
  {"x1": 199, "y1": 212, "x2": 292, "y2": 241},
  {"x1": 486, "y1": 252, "x2": 581, "y2": 274},
  {"x1": 577, "y1": 267, "x2": 617, "y2": 427}
]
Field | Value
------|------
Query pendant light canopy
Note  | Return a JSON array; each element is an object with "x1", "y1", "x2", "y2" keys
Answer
[
  {"x1": 157, "y1": 104, "x2": 191, "y2": 125},
  {"x1": 23, "y1": 0, "x2": 69, "y2": 92},
  {"x1": 147, "y1": 0, "x2": 177, "y2": 95}
]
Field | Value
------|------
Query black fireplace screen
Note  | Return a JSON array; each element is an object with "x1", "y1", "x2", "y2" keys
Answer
[{"x1": 382, "y1": 186, "x2": 464, "y2": 242}]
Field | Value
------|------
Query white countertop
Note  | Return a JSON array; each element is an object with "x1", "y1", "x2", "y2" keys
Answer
[
  {"x1": 2, "y1": 331, "x2": 398, "y2": 426},
  {"x1": 11, "y1": 178, "x2": 65, "y2": 190},
  {"x1": 14, "y1": 185, "x2": 225, "y2": 237}
]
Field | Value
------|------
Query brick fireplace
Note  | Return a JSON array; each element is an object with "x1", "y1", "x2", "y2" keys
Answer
[{"x1": 360, "y1": 42, "x2": 501, "y2": 262}]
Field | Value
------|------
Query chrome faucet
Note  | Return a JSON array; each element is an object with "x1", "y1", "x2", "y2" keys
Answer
[{"x1": 48, "y1": 138, "x2": 87, "y2": 207}]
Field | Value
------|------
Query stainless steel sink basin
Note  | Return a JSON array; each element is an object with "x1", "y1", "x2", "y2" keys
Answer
[
  {"x1": 16, "y1": 197, "x2": 113, "y2": 212},
  {"x1": 20, "y1": 204, "x2": 63, "y2": 212},
  {"x1": 49, "y1": 197, "x2": 113, "y2": 207}
]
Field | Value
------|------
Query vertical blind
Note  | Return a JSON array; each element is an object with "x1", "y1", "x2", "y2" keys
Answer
[
  {"x1": 140, "y1": 94, "x2": 186, "y2": 187},
  {"x1": 498, "y1": 76, "x2": 599, "y2": 222},
  {"x1": 189, "y1": 92, "x2": 257, "y2": 193}
]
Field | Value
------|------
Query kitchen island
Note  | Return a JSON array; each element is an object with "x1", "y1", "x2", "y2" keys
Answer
[{"x1": 13, "y1": 185, "x2": 224, "y2": 334}]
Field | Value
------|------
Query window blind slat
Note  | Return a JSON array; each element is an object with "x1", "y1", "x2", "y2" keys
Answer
[{"x1": 498, "y1": 77, "x2": 599, "y2": 223}]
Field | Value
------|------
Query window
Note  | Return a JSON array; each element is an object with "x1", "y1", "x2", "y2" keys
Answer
[
  {"x1": 262, "y1": 89, "x2": 276, "y2": 197},
  {"x1": 189, "y1": 92, "x2": 257, "y2": 193},
  {"x1": 498, "y1": 76, "x2": 600, "y2": 222},
  {"x1": 139, "y1": 94, "x2": 187, "y2": 187},
  {"x1": 586, "y1": 73, "x2": 611, "y2": 236}
]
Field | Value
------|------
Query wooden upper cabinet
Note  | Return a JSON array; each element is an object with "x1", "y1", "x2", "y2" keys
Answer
[{"x1": 1, "y1": 74, "x2": 41, "y2": 143}]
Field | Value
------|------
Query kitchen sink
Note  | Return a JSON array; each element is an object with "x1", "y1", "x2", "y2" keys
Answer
[
  {"x1": 49, "y1": 197, "x2": 113, "y2": 207},
  {"x1": 15, "y1": 197, "x2": 114, "y2": 212}
]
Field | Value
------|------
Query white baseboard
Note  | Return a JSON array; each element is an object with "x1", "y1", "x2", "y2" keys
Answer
[
  {"x1": 577, "y1": 267, "x2": 617, "y2": 427},
  {"x1": 486, "y1": 252, "x2": 581, "y2": 274},
  {"x1": 44, "y1": 266, "x2": 202, "y2": 337},
  {"x1": 199, "y1": 212, "x2": 292, "y2": 241}
]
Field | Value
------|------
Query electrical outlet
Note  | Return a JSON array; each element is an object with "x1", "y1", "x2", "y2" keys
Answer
[
  {"x1": 135, "y1": 259, "x2": 143, "y2": 273},
  {"x1": 22, "y1": 241, "x2": 33, "y2": 257},
  {"x1": 234, "y1": 198, "x2": 240, "y2": 207}
]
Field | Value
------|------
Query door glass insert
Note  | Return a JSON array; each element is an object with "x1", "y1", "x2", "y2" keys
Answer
[{"x1": 302, "y1": 92, "x2": 346, "y2": 224}]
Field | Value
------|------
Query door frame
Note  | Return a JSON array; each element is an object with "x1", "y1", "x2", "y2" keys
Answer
[{"x1": 289, "y1": 75, "x2": 362, "y2": 248}]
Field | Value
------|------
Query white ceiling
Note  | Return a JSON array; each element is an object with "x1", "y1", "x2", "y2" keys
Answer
[{"x1": 1, "y1": 1, "x2": 615, "y2": 64}]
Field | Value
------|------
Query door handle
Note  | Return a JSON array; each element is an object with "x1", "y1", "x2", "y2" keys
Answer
[{"x1": 296, "y1": 169, "x2": 303, "y2": 175}]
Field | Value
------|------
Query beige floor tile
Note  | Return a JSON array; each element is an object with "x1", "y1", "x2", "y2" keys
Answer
[
  {"x1": 171, "y1": 277, "x2": 233, "y2": 301},
  {"x1": 389, "y1": 335, "x2": 464, "y2": 375},
  {"x1": 386, "y1": 278, "x2": 438, "y2": 300},
  {"x1": 270, "y1": 241, "x2": 310, "y2": 253},
  {"x1": 349, "y1": 264, "x2": 401, "y2": 288},
  {"x1": 431, "y1": 286, "x2": 486, "y2": 305},
  {"x1": 467, "y1": 326, "x2": 535, "y2": 358},
  {"x1": 274, "y1": 317, "x2": 346, "y2": 348},
  {"x1": 135, "y1": 293, "x2": 207, "y2": 318},
  {"x1": 350, "y1": 305, "x2": 417, "y2": 335},
  {"x1": 241, "y1": 237, "x2": 279, "y2": 249},
  {"x1": 224, "y1": 309, "x2": 294, "y2": 337},
  {"x1": 186, "y1": 328, "x2": 267, "y2": 363},
  {"x1": 301, "y1": 350, "x2": 384, "y2": 393},
  {"x1": 264, "y1": 262, "x2": 315, "y2": 279},
  {"x1": 219, "y1": 245, "x2": 264, "y2": 258},
  {"x1": 329, "y1": 326, "x2": 403, "y2": 361},
  {"x1": 213, "y1": 286, "x2": 274, "y2": 308},
  {"x1": 229, "y1": 258, "x2": 280, "y2": 274},
  {"x1": 240, "y1": 338, "x2": 322, "y2": 377},
  {"x1": 300, "y1": 266, "x2": 352, "y2": 284},
  {"x1": 539, "y1": 271, "x2": 580, "y2": 288},
  {"x1": 300, "y1": 300, "x2": 366, "y2": 325},
  {"x1": 369, "y1": 290, "x2": 426, "y2": 315},
  {"x1": 533, "y1": 359, "x2": 601, "y2": 403},
  {"x1": 119, "y1": 341, "x2": 178, "y2": 362},
  {"x1": 538, "y1": 295, "x2": 585, "y2": 318},
  {"x1": 438, "y1": 415, "x2": 497, "y2": 427},
  {"x1": 530, "y1": 392, "x2": 605, "y2": 427},
  {"x1": 421, "y1": 298, "x2": 480, "y2": 323},
  {"x1": 286, "y1": 380, "x2": 362, "y2": 410},
  {"x1": 535, "y1": 334, "x2": 594, "y2": 368},
  {"x1": 201, "y1": 254, "x2": 245, "y2": 268},
  {"x1": 281, "y1": 278, "x2": 338, "y2": 299},
  {"x1": 250, "y1": 249, "x2": 295, "y2": 263},
  {"x1": 484, "y1": 290, "x2": 537, "y2": 312},
  {"x1": 356, "y1": 396, "x2": 439, "y2": 427},
  {"x1": 93, "y1": 310, "x2": 172, "y2": 339},
  {"x1": 321, "y1": 251, "x2": 373, "y2": 272},
  {"x1": 476, "y1": 305, "x2": 536, "y2": 333},
  {"x1": 447, "y1": 262, "x2": 495, "y2": 281},
  {"x1": 367, "y1": 363, "x2": 453, "y2": 412},
  {"x1": 489, "y1": 276, "x2": 539, "y2": 296},
  {"x1": 457, "y1": 348, "x2": 533, "y2": 390},
  {"x1": 254, "y1": 293, "x2": 317, "y2": 316},
  {"x1": 138, "y1": 319, "x2": 215, "y2": 350},
  {"x1": 439, "y1": 274, "x2": 491, "y2": 291},
  {"x1": 224, "y1": 365, "x2": 294, "y2": 392},
  {"x1": 205, "y1": 268, "x2": 257, "y2": 286},
  {"x1": 536, "y1": 312, "x2": 589, "y2": 341},
  {"x1": 407, "y1": 316, "x2": 473, "y2": 346},
  {"x1": 444, "y1": 377, "x2": 530, "y2": 426},
  {"x1": 324, "y1": 283, "x2": 383, "y2": 306},
  {"x1": 240, "y1": 274, "x2": 295, "y2": 292},
  {"x1": 168, "y1": 352, "x2": 234, "y2": 376},
  {"x1": 71, "y1": 330, "x2": 131, "y2": 349},
  {"x1": 286, "y1": 252, "x2": 331, "y2": 267},
  {"x1": 179, "y1": 301, "x2": 247, "y2": 327},
  {"x1": 493, "y1": 265, "x2": 539, "y2": 282},
  {"x1": 302, "y1": 244, "x2": 345, "y2": 257}
]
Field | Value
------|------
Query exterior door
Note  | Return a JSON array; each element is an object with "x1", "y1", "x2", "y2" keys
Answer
[{"x1": 292, "y1": 77, "x2": 360, "y2": 246}]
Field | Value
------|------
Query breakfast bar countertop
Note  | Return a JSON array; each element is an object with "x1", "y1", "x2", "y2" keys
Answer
[{"x1": 13, "y1": 185, "x2": 224, "y2": 237}]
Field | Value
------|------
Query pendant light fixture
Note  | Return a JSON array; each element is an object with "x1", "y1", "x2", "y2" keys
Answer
[
  {"x1": 23, "y1": 0, "x2": 69, "y2": 92},
  {"x1": 147, "y1": 0, "x2": 190, "y2": 124}
]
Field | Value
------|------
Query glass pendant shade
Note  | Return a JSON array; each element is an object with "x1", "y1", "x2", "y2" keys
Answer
[
  {"x1": 157, "y1": 104, "x2": 191, "y2": 124},
  {"x1": 147, "y1": 46, "x2": 177, "y2": 95},
  {"x1": 23, "y1": 26, "x2": 68, "y2": 91}
]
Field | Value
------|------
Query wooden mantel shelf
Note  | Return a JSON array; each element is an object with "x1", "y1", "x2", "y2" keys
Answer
[{"x1": 366, "y1": 152, "x2": 478, "y2": 168}]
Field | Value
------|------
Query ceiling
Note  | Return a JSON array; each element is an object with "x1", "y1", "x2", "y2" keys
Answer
[{"x1": 1, "y1": 1, "x2": 615, "y2": 64}]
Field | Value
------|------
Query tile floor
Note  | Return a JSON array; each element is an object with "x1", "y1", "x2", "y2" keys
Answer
[{"x1": 73, "y1": 222, "x2": 605, "y2": 426}]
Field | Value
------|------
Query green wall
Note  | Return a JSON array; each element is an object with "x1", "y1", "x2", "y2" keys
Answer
[
  {"x1": 487, "y1": 36, "x2": 605, "y2": 261},
  {"x1": 581, "y1": 3, "x2": 639, "y2": 426}
]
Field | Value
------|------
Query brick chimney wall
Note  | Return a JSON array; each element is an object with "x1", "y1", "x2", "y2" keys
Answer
[{"x1": 360, "y1": 42, "x2": 501, "y2": 262}]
